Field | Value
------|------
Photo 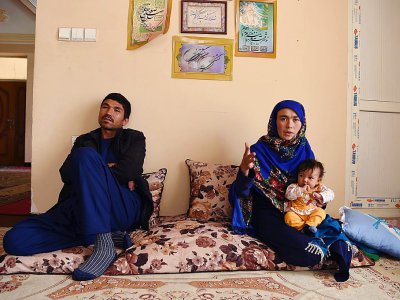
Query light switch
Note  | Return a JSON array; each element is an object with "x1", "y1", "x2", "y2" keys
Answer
[
  {"x1": 85, "y1": 28, "x2": 97, "y2": 41},
  {"x1": 58, "y1": 27, "x2": 71, "y2": 41},
  {"x1": 71, "y1": 28, "x2": 84, "y2": 41}
]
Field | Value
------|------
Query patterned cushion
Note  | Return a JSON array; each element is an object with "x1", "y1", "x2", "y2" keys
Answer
[
  {"x1": 185, "y1": 159, "x2": 239, "y2": 222},
  {"x1": 142, "y1": 168, "x2": 167, "y2": 228}
]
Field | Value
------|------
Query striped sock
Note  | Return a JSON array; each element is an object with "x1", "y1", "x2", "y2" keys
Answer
[
  {"x1": 72, "y1": 232, "x2": 116, "y2": 281},
  {"x1": 111, "y1": 231, "x2": 133, "y2": 249}
]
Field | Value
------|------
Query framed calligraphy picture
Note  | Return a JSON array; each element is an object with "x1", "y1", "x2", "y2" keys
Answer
[
  {"x1": 127, "y1": 0, "x2": 172, "y2": 50},
  {"x1": 172, "y1": 36, "x2": 233, "y2": 81},
  {"x1": 181, "y1": 0, "x2": 227, "y2": 34},
  {"x1": 235, "y1": 0, "x2": 277, "y2": 58}
]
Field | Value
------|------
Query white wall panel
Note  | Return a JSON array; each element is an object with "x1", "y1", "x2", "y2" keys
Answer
[
  {"x1": 361, "y1": 0, "x2": 400, "y2": 103},
  {"x1": 356, "y1": 0, "x2": 400, "y2": 209},
  {"x1": 358, "y1": 111, "x2": 400, "y2": 198}
]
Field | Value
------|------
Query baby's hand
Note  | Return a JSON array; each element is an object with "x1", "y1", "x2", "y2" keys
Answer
[
  {"x1": 303, "y1": 185, "x2": 311, "y2": 193},
  {"x1": 312, "y1": 192, "x2": 324, "y2": 203}
]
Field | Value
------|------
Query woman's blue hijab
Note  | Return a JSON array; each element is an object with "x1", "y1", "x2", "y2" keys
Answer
[{"x1": 251, "y1": 100, "x2": 314, "y2": 212}]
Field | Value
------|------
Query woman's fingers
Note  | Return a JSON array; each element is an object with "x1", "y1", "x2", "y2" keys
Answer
[
  {"x1": 243, "y1": 143, "x2": 256, "y2": 164},
  {"x1": 244, "y1": 155, "x2": 255, "y2": 165},
  {"x1": 241, "y1": 142, "x2": 256, "y2": 176},
  {"x1": 244, "y1": 142, "x2": 251, "y2": 156},
  {"x1": 243, "y1": 143, "x2": 256, "y2": 159}
]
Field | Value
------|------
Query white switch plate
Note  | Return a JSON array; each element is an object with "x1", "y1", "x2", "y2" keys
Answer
[
  {"x1": 71, "y1": 28, "x2": 84, "y2": 41},
  {"x1": 58, "y1": 27, "x2": 71, "y2": 41},
  {"x1": 84, "y1": 28, "x2": 97, "y2": 41}
]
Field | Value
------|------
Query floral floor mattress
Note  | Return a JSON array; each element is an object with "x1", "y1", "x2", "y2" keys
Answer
[{"x1": 0, "y1": 215, "x2": 374, "y2": 275}]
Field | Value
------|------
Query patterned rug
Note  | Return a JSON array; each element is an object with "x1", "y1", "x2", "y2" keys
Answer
[
  {"x1": 0, "y1": 167, "x2": 30, "y2": 215},
  {"x1": 1, "y1": 255, "x2": 399, "y2": 299}
]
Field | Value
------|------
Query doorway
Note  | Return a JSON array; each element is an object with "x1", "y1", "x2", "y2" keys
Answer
[
  {"x1": 0, "y1": 57, "x2": 31, "y2": 216},
  {"x1": 0, "y1": 81, "x2": 26, "y2": 166}
]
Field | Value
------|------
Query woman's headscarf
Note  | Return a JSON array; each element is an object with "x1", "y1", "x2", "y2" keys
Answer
[{"x1": 251, "y1": 100, "x2": 314, "y2": 212}]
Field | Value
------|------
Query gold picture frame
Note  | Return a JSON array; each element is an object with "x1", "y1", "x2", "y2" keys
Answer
[
  {"x1": 235, "y1": 0, "x2": 277, "y2": 58},
  {"x1": 172, "y1": 36, "x2": 233, "y2": 81}
]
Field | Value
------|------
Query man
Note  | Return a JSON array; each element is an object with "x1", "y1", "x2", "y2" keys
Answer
[{"x1": 4, "y1": 93, "x2": 153, "y2": 281}]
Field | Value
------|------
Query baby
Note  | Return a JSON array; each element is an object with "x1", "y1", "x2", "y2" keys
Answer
[{"x1": 284, "y1": 159, "x2": 334, "y2": 235}]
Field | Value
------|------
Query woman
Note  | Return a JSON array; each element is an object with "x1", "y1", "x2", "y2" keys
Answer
[{"x1": 229, "y1": 100, "x2": 352, "y2": 282}]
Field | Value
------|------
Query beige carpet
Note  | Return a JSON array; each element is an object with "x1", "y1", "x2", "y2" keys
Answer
[{"x1": 1, "y1": 256, "x2": 398, "y2": 300}]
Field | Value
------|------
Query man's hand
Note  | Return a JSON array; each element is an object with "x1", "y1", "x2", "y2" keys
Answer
[
  {"x1": 108, "y1": 163, "x2": 116, "y2": 168},
  {"x1": 128, "y1": 180, "x2": 136, "y2": 191},
  {"x1": 240, "y1": 143, "x2": 256, "y2": 177}
]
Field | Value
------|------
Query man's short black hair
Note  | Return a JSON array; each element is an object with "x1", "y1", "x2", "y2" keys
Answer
[
  {"x1": 298, "y1": 159, "x2": 325, "y2": 179},
  {"x1": 102, "y1": 93, "x2": 131, "y2": 119}
]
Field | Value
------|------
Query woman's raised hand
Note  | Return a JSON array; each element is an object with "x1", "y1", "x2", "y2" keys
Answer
[{"x1": 240, "y1": 142, "x2": 256, "y2": 177}]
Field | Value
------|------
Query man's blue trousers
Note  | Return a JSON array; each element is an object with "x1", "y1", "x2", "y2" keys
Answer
[{"x1": 3, "y1": 147, "x2": 141, "y2": 256}]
